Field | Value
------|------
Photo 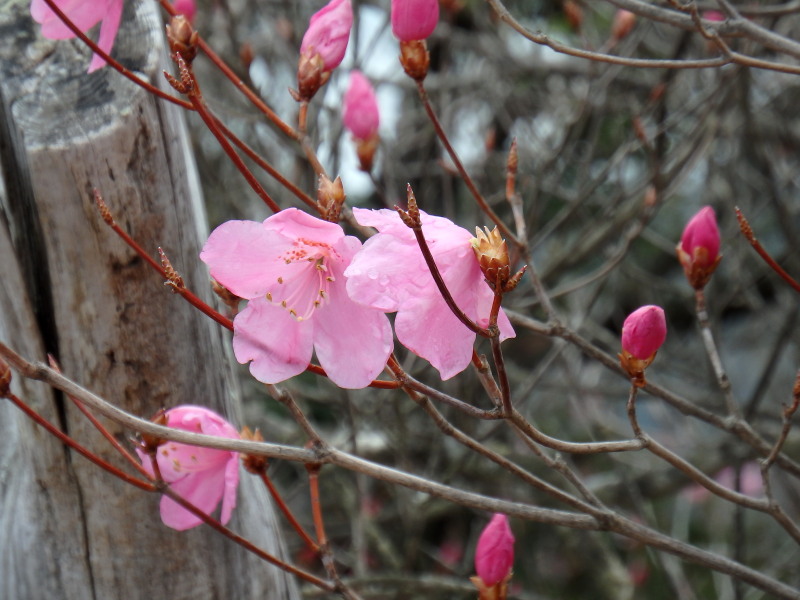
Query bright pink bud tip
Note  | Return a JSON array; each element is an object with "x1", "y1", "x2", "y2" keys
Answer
[
  {"x1": 343, "y1": 71, "x2": 380, "y2": 141},
  {"x1": 680, "y1": 206, "x2": 720, "y2": 269},
  {"x1": 475, "y1": 513, "x2": 515, "y2": 587},
  {"x1": 172, "y1": 0, "x2": 197, "y2": 23},
  {"x1": 391, "y1": 0, "x2": 440, "y2": 41},
  {"x1": 621, "y1": 305, "x2": 667, "y2": 360},
  {"x1": 300, "y1": 0, "x2": 353, "y2": 71},
  {"x1": 136, "y1": 405, "x2": 240, "y2": 531}
]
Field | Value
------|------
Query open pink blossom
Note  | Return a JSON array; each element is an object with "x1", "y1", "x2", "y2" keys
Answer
[
  {"x1": 345, "y1": 208, "x2": 514, "y2": 380},
  {"x1": 621, "y1": 305, "x2": 666, "y2": 360},
  {"x1": 201, "y1": 208, "x2": 392, "y2": 389},
  {"x1": 300, "y1": 0, "x2": 353, "y2": 71},
  {"x1": 475, "y1": 513, "x2": 515, "y2": 587},
  {"x1": 31, "y1": 0, "x2": 124, "y2": 73},
  {"x1": 343, "y1": 70, "x2": 380, "y2": 141},
  {"x1": 136, "y1": 405, "x2": 240, "y2": 531},
  {"x1": 391, "y1": 0, "x2": 439, "y2": 41}
]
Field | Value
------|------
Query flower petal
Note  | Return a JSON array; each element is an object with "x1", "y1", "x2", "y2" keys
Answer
[
  {"x1": 314, "y1": 237, "x2": 393, "y2": 388},
  {"x1": 232, "y1": 298, "x2": 314, "y2": 384},
  {"x1": 264, "y1": 207, "x2": 345, "y2": 247},
  {"x1": 220, "y1": 452, "x2": 240, "y2": 525},
  {"x1": 159, "y1": 466, "x2": 226, "y2": 531},
  {"x1": 200, "y1": 220, "x2": 294, "y2": 299},
  {"x1": 87, "y1": 0, "x2": 123, "y2": 72}
]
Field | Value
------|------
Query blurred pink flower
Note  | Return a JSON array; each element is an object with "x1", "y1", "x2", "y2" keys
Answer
[
  {"x1": 704, "y1": 10, "x2": 725, "y2": 22},
  {"x1": 611, "y1": 9, "x2": 636, "y2": 41},
  {"x1": 345, "y1": 208, "x2": 514, "y2": 380},
  {"x1": 137, "y1": 405, "x2": 239, "y2": 531},
  {"x1": 475, "y1": 513, "x2": 515, "y2": 587},
  {"x1": 30, "y1": 0, "x2": 124, "y2": 73},
  {"x1": 343, "y1": 70, "x2": 380, "y2": 141},
  {"x1": 300, "y1": 0, "x2": 353, "y2": 71},
  {"x1": 172, "y1": 0, "x2": 196, "y2": 23},
  {"x1": 391, "y1": 0, "x2": 439, "y2": 41},
  {"x1": 621, "y1": 305, "x2": 666, "y2": 360},
  {"x1": 201, "y1": 208, "x2": 392, "y2": 389},
  {"x1": 682, "y1": 462, "x2": 764, "y2": 503}
]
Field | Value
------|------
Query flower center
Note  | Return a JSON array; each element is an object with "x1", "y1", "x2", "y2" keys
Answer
[{"x1": 266, "y1": 238, "x2": 338, "y2": 321}]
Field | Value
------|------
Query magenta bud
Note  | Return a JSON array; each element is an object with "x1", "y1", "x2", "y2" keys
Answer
[
  {"x1": 475, "y1": 513, "x2": 515, "y2": 587},
  {"x1": 300, "y1": 0, "x2": 353, "y2": 71},
  {"x1": 172, "y1": 0, "x2": 196, "y2": 23},
  {"x1": 621, "y1": 305, "x2": 667, "y2": 360},
  {"x1": 391, "y1": 0, "x2": 439, "y2": 42},
  {"x1": 677, "y1": 206, "x2": 721, "y2": 289},
  {"x1": 343, "y1": 71, "x2": 380, "y2": 141}
]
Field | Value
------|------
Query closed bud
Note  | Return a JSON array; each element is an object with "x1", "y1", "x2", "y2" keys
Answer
[
  {"x1": 611, "y1": 9, "x2": 636, "y2": 42},
  {"x1": 343, "y1": 71, "x2": 380, "y2": 171},
  {"x1": 297, "y1": 0, "x2": 352, "y2": 100},
  {"x1": 166, "y1": 15, "x2": 198, "y2": 62},
  {"x1": 471, "y1": 227, "x2": 510, "y2": 291},
  {"x1": 240, "y1": 426, "x2": 268, "y2": 474},
  {"x1": 172, "y1": 0, "x2": 196, "y2": 23},
  {"x1": 0, "y1": 357, "x2": 11, "y2": 398},
  {"x1": 391, "y1": 0, "x2": 439, "y2": 42},
  {"x1": 677, "y1": 206, "x2": 721, "y2": 290},
  {"x1": 563, "y1": 0, "x2": 583, "y2": 31},
  {"x1": 472, "y1": 513, "x2": 514, "y2": 598},
  {"x1": 317, "y1": 175, "x2": 346, "y2": 222},
  {"x1": 398, "y1": 39, "x2": 430, "y2": 81},
  {"x1": 619, "y1": 305, "x2": 667, "y2": 387}
]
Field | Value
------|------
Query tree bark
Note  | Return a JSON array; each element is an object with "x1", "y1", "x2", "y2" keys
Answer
[{"x1": 0, "y1": 1, "x2": 299, "y2": 598}]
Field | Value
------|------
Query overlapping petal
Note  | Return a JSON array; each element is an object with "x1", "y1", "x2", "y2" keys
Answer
[{"x1": 346, "y1": 208, "x2": 515, "y2": 380}]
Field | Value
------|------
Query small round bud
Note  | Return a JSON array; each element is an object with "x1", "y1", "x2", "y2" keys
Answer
[
  {"x1": 619, "y1": 305, "x2": 667, "y2": 386},
  {"x1": 677, "y1": 206, "x2": 721, "y2": 290}
]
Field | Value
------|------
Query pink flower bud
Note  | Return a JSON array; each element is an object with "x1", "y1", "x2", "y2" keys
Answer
[
  {"x1": 391, "y1": 0, "x2": 440, "y2": 42},
  {"x1": 679, "y1": 206, "x2": 720, "y2": 269},
  {"x1": 704, "y1": 10, "x2": 725, "y2": 22},
  {"x1": 611, "y1": 9, "x2": 636, "y2": 41},
  {"x1": 172, "y1": 0, "x2": 197, "y2": 23},
  {"x1": 475, "y1": 513, "x2": 515, "y2": 587},
  {"x1": 677, "y1": 206, "x2": 721, "y2": 289},
  {"x1": 621, "y1": 305, "x2": 666, "y2": 360},
  {"x1": 300, "y1": 0, "x2": 353, "y2": 71},
  {"x1": 343, "y1": 71, "x2": 380, "y2": 141}
]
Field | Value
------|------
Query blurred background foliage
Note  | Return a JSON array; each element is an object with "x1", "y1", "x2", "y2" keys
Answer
[{"x1": 180, "y1": 0, "x2": 800, "y2": 597}]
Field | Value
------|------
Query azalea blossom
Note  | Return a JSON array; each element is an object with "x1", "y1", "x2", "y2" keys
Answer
[
  {"x1": 201, "y1": 208, "x2": 393, "y2": 389},
  {"x1": 136, "y1": 405, "x2": 240, "y2": 531},
  {"x1": 475, "y1": 513, "x2": 515, "y2": 587},
  {"x1": 300, "y1": 0, "x2": 353, "y2": 71},
  {"x1": 31, "y1": 0, "x2": 124, "y2": 73},
  {"x1": 345, "y1": 208, "x2": 515, "y2": 380}
]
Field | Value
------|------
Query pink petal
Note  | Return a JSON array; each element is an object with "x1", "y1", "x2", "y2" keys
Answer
[
  {"x1": 232, "y1": 298, "x2": 314, "y2": 384},
  {"x1": 200, "y1": 220, "x2": 294, "y2": 299},
  {"x1": 313, "y1": 237, "x2": 393, "y2": 388},
  {"x1": 299, "y1": 0, "x2": 353, "y2": 70},
  {"x1": 391, "y1": 0, "x2": 439, "y2": 41},
  {"x1": 87, "y1": 0, "x2": 123, "y2": 72},
  {"x1": 35, "y1": 0, "x2": 105, "y2": 39},
  {"x1": 220, "y1": 452, "x2": 240, "y2": 525},
  {"x1": 264, "y1": 207, "x2": 345, "y2": 247},
  {"x1": 394, "y1": 293, "x2": 476, "y2": 380},
  {"x1": 160, "y1": 466, "x2": 227, "y2": 531}
]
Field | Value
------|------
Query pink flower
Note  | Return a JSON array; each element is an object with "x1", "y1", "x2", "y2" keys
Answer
[
  {"x1": 621, "y1": 305, "x2": 666, "y2": 360},
  {"x1": 300, "y1": 0, "x2": 353, "y2": 71},
  {"x1": 30, "y1": 0, "x2": 124, "y2": 73},
  {"x1": 345, "y1": 208, "x2": 515, "y2": 380},
  {"x1": 136, "y1": 405, "x2": 240, "y2": 531},
  {"x1": 704, "y1": 10, "x2": 725, "y2": 22},
  {"x1": 678, "y1": 206, "x2": 719, "y2": 268},
  {"x1": 172, "y1": 0, "x2": 196, "y2": 23},
  {"x1": 200, "y1": 208, "x2": 393, "y2": 389},
  {"x1": 475, "y1": 514, "x2": 515, "y2": 587},
  {"x1": 391, "y1": 0, "x2": 440, "y2": 41},
  {"x1": 343, "y1": 70, "x2": 380, "y2": 141}
]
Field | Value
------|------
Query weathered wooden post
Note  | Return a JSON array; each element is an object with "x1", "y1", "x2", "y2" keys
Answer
[{"x1": 0, "y1": 0, "x2": 299, "y2": 598}]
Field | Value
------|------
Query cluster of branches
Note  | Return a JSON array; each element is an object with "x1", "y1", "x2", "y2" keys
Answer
[{"x1": 3, "y1": 0, "x2": 800, "y2": 598}]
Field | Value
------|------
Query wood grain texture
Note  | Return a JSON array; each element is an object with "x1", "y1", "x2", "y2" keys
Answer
[{"x1": 0, "y1": 1, "x2": 299, "y2": 598}]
